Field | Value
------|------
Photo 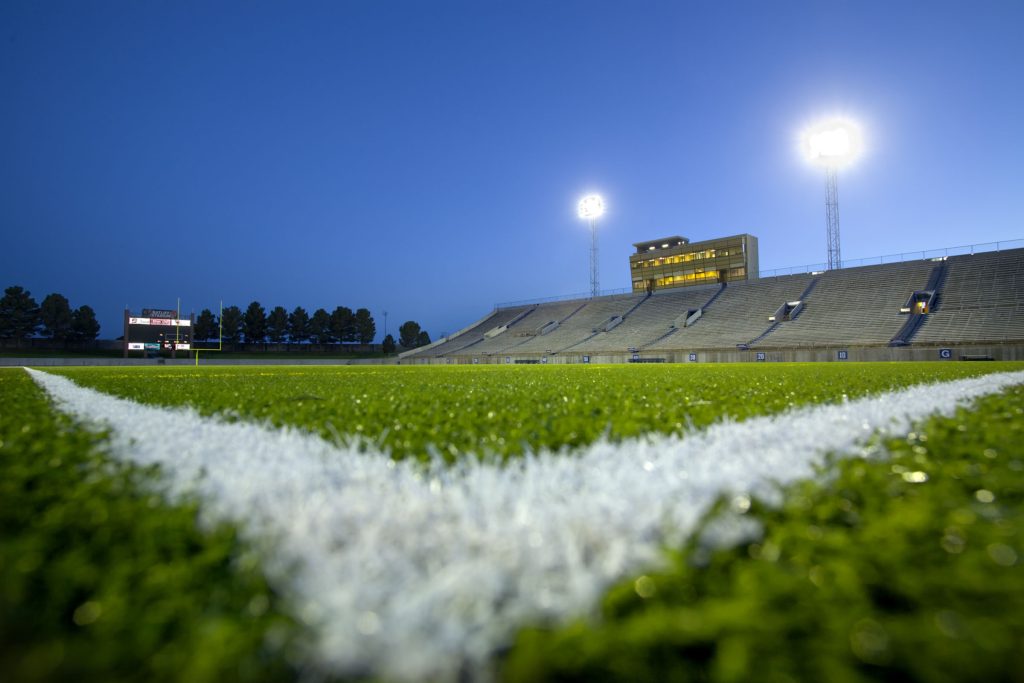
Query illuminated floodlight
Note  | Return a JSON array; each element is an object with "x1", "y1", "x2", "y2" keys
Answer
[
  {"x1": 577, "y1": 194, "x2": 605, "y2": 220},
  {"x1": 801, "y1": 117, "x2": 864, "y2": 270},
  {"x1": 803, "y1": 118, "x2": 862, "y2": 169}
]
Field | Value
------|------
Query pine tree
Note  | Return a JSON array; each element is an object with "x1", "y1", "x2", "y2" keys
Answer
[
  {"x1": 354, "y1": 308, "x2": 376, "y2": 345},
  {"x1": 242, "y1": 301, "x2": 267, "y2": 344},
  {"x1": 399, "y1": 320, "x2": 421, "y2": 348},
  {"x1": 194, "y1": 309, "x2": 218, "y2": 341},
  {"x1": 0, "y1": 286, "x2": 40, "y2": 341},
  {"x1": 266, "y1": 306, "x2": 289, "y2": 343},
  {"x1": 220, "y1": 306, "x2": 243, "y2": 343},
  {"x1": 40, "y1": 293, "x2": 73, "y2": 341},
  {"x1": 310, "y1": 308, "x2": 333, "y2": 344},
  {"x1": 330, "y1": 306, "x2": 355, "y2": 344},
  {"x1": 288, "y1": 307, "x2": 311, "y2": 343},
  {"x1": 70, "y1": 305, "x2": 100, "y2": 341}
]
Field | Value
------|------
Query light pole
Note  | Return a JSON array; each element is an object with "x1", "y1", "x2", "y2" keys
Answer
[
  {"x1": 803, "y1": 119, "x2": 862, "y2": 270},
  {"x1": 577, "y1": 193, "x2": 605, "y2": 297},
  {"x1": 382, "y1": 310, "x2": 388, "y2": 340}
]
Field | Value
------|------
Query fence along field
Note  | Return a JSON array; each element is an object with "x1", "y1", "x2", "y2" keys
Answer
[{"x1": 4, "y1": 362, "x2": 1024, "y2": 682}]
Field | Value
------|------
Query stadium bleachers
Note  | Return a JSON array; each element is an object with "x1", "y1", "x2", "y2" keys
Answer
[
  {"x1": 412, "y1": 305, "x2": 534, "y2": 358},
  {"x1": 647, "y1": 274, "x2": 815, "y2": 351},
  {"x1": 760, "y1": 259, "x2": 936, "y2": 347},
  {"x1": 914, "y1": 249, "x2": 1024, "y2": 344},
  {"x1": 404, "y1": 247, "x2": 1024, "y2": 360},
  {"x1": 504, "y1": 296, "x2": 642, "y2": 355},
  {"x1": 566, "y1": 285, "x2": 720, "y2": 353},
  {"x1": 463, "y1": 299, "x2": 591, "y2": 356}
]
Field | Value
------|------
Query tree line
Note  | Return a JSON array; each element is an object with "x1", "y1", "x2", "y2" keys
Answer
[
  {"x1": 0, "y1": 284, "x2": 434, "y2": 352},
  {"x1": 0, "y1": 286, "x2": 100, "y2": 343},
  {"x1": 193, "y1": 302, "x2": 431, "y2": 351}
]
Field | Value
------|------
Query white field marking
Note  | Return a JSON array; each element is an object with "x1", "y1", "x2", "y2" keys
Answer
[{"x1": 26, "y1": 368, "x2": 1024, "y2": 681}]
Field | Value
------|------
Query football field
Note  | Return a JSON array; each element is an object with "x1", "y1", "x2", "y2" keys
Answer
[{"x1": 3, "y1": 362, "x2": 1024, "y2": 682}]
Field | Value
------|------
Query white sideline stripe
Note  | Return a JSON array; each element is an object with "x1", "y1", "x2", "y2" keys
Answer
[{"x1": 26, "y1": 368, "x2": 1024, "y2": 681}]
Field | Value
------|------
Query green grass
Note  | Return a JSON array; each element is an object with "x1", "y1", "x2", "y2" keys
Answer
[
  {"x1": 52, "y1": 362, "x2": 1024, "y2": 462},
  {"x1": 503, "y1": 384, "x2": 1024, "y2": 683},
  {"x1": 10, "y1": 362, "x2": 1024, "y2": 681},
  {"x1": 0, "y1": 368, "x2": 300, "y2": 682}
]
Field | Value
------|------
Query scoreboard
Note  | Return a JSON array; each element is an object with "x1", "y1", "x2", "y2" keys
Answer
[{"x1": 124, "y1": 308, "x2": 192, "y2": 354}]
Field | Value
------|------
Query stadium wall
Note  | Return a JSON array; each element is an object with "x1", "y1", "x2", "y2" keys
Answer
[
  {"x1": 0, "y1": 357, "x2": 393, "y2": 367},
  {"x1": 401, "y1": 343, "x2": 1024, "y2": 365}
]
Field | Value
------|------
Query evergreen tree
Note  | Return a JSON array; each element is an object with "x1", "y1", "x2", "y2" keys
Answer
[
  {"x1": 310, "y1": 308, "x2": 333, "y2": 344},
  {"x1": 288, "y1": 306, "x2": 311, "y2": 343},
  {"x1": 70, "y1": 305, "x2": 100, "y2": 341},
  {"x1": 194, "y1": 309, "x2": 217, "y2": 341},
  {"x1": 382, "y1": 334, "x2": 396, "y2": 354},
  {"x1": 354, "y1": 308, "x2": 376, "y2": 345},
  {"x1": 267, "y1": 306, "x2": 289, "y2": 343},
  {"x1": 0, "y1": 286, "x2": 40, "y2": 341},
  {"x1": 242, "y1": 301, "x2": 267, "y2": 344},
  {"x1": 398, "y1": 320, "x2": 421, "y2": 349},
  {"x1": 39, "y1": 293, "x2": 73, "y2": 341},
  {"x1": 330, "y1": 306, "x2": 355, "y2": 343},
  {"x1": 415, "y1": 330, "x2": 431, "y2": 347},
  {"x1": 220, "y1": 306, "x2": 243, "y2": 343}
]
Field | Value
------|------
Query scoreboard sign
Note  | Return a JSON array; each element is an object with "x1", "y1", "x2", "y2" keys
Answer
[
  {"x1": 124, "y1": 306, "x2": 192, "y2": 356},
  {"x1": 128, "y1": 317, "x2": 191, "y2": 327}
]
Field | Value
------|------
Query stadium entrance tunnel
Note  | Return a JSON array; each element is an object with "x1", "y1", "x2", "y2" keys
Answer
[
  {"x1": 769, "y1": 300, "x2": 804, "y2": 323},
  {"x1": 673, "y1": 308, "x2": 703, "y2": 328},
  {"x1": 901, "y1": 290, "x2": 937, "y2": 315}
]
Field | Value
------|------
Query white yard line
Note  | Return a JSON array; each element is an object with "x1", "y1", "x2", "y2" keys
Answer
[{"x1": 26, "y1": 368, "x2": 1024, "y2": 681}]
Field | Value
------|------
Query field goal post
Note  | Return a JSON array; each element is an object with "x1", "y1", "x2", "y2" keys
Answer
[{"x1": 192, "y1": 301, "x2": 224, "y2": 366}]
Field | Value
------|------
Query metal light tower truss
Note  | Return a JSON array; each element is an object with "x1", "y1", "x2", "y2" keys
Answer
[
  {"x1": 805, "y1": 118, "x2": 860, "y2": 271},
  {"x1": 825, "y1": 166, "x2": 841, "y2": 270},
  {"x1": 577, "y1": 193, "x2": 605, "y2": 298}
]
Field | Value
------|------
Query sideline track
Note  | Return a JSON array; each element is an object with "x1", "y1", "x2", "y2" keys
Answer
[{"x1": 26, "y1": 368, "x2": 1024, "y2": 682}]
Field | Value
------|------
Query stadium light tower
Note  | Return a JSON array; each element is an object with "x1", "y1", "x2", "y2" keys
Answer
[
  {"x1": 577, "y1": 193, "x2": 605, "y2": 297},
  {"x1": 803, "y1": 118, "x2": 862, "y2": 270}
]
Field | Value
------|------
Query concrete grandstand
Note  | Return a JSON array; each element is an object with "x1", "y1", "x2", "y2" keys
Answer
[{"x1": 403, "y1": 244, "x2": 1024, "y2": 364}]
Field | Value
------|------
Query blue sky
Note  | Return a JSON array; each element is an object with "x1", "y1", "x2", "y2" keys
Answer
[{"x1": 3, "y1": 0, "x2": 1022, "y2": 340}]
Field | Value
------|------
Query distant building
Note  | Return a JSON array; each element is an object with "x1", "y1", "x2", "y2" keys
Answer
[{"x1": 629, "y1": 233, "x2": 759, "y2": 293}]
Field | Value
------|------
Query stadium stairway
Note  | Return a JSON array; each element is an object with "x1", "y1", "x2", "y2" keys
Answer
[
  {"x1": 557, "y1": 292, "x2": 657, "y2": 353},
  {"x1": 500, "y1": 297, "x2": 641, "y2": 356},
  {"x1": 746, "y1": 276, "x2": 820, "y2": 348},
  {"x1": 910, "y1": 248, "x2": 1024, "y2": 345},
  {"x1": 639, "y1": 283, "x2": 727, "y2": 350},
  {"x1": 757, "y1": 260, "x2": 934, "y2": 348},
  {"x1": 890, "y1": 261, "x2": 948, "y2": 347},
  {"x1": 413, "y1": 305, "x2": 534, "y2": 358},
  {"x1": 468, "y1": 300, "x2": 589, "y2": 356},
  {"x1": 552, "y1": 295, "x2": 651, "y2": 354},
  {"x1": 648, "y1": 274, "x2": 815, "y2": 351}
]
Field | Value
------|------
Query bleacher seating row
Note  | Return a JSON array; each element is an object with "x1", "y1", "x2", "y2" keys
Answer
[{"x1": 407, "y1": 248, "x2": 1024, "y2": 359}]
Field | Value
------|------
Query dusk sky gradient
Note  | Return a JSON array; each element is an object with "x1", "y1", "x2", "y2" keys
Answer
[{"x1": 3, "y1": 0, "x2": 1022, "y2": 340}]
